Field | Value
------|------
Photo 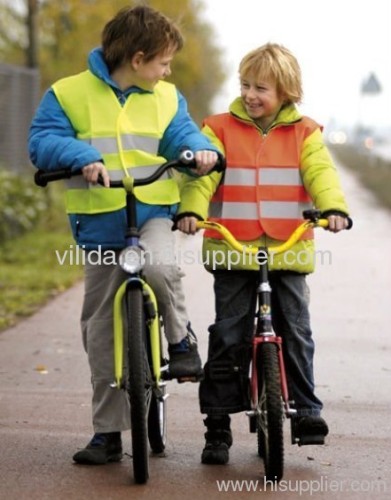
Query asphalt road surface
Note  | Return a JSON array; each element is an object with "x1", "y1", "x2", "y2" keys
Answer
[{"x1": 1, "y1": 162, "x2": 390, "y2": 499}]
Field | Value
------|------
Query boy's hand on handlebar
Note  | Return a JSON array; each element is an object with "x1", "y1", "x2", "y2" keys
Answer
[
  {"x1": 82, "y1": 162, "x2": 110, "y2": 187},
  {"x1": 326, "y1": 214, "x2": 349, "y2": 233},
  {"x1": 176, "y1": 216, "x2": 199, "y2": 235},
  {"x1": 194, "y1": 150, "x2": 219, "y2": 175}
]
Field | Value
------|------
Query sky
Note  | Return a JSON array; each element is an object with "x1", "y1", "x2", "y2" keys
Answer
[{"x1": 201, "y1": 0, "x2": 391, "y2": 131}]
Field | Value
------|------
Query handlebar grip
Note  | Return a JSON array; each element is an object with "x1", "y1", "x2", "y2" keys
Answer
[
  {"x1": 177, "y1": 149, "x2": 226, "y2": 172},
  {"x1": 34, "y1": 168, "x2": 80, "y2": 187},
  {"x1": 346, "y1": 217, "x2": 353, "y2": 230},
  {"x1": 214, "y1": 154, "x2": 226, "y2": 173}
]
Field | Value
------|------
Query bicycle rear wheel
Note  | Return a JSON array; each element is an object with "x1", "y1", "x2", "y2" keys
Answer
[
  {"x1": 148, "y1": 383, "x2": 167, "y2": 454},
  {"x1": 126, "y1": 287, "x2": 153, "y2": 484},
  {"x1": 256, "y1": 341, "x2": 284, "y2": 481}
]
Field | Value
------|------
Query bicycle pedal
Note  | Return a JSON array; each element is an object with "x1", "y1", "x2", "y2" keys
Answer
[
  {"x1": 177, "y1": 372, "x2": 204, "y2": 384},
  {"x1": 293, "y1": 434, "x2": 325, "y2": 446}
]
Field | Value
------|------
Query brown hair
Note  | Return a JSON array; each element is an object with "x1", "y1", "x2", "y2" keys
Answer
[
  {"x1": 239, "y1": 43, "x2": 303, "y2": 104},
  {"x1": 102, "y1": 5, "x2": 183, "y2": 72}
]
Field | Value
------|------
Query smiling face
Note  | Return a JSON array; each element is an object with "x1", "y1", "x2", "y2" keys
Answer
[
  {"x1": 240, "y1": 76, "x2": 285, "y2": 130},
  {"x1": 238, "y1": 44, "x2": 304, "y2": 130}
]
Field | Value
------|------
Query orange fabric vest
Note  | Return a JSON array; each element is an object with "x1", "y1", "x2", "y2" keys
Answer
[{"x1": 204, "y1": 113, "x2": 317, "y2": 241}]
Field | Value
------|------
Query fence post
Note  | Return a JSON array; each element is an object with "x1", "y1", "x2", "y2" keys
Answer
[{"x1": 0, "y1": 62, "x2": 40, "y2": 173}]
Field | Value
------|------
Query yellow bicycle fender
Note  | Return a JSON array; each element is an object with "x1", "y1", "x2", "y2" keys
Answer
[
  {"x1": 113, "y1": 278, "x2": 161, "y2": 387},
  {"x1": 113, "y1": 280, "x2": 128, "y2": 387}
]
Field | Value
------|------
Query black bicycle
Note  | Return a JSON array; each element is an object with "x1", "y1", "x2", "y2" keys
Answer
[{"x1": 35, "y1": 150, "x2": 219, "y2": 484}]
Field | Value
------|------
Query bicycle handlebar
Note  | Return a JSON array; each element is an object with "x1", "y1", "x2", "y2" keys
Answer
[
  {"x1": 34, "y1": 149, "x2": 225, "y2": 188},
  {"x1": 196, "y1": 211, "x2": 352, "y2": 255}
]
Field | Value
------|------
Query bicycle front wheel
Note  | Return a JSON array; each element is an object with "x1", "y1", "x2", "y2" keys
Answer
[
  {"x1": 126, "y1": 287, "x2": 153, "y2": 484},
  {"x1": 256, "y1": 341, "x2": 284, "y2": 482}
]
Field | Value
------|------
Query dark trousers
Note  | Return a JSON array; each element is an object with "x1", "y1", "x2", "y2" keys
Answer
[{"x1": 200, "y1": 270, "x2": 323, "y2": 417}]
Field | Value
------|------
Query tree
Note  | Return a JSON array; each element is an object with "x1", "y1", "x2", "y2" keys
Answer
[{"x1": 0, "y1": 0, "x2": 225, "y2": 122}]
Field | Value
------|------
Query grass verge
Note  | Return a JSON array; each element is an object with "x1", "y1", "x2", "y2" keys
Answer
[{"x1": 0, "y1": 185, "x2": 83, "y2": 331}]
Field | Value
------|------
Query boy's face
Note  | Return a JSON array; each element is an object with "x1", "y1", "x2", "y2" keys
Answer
[
  {"x1": 132, "y1": 47, "x2": 176, "y2": 90},
  {"x1": 240, "y1": 75, "x2": 284, "y2": 128}
]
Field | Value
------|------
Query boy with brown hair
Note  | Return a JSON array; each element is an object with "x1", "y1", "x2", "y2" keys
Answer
[{"x1": 29, "y1": 5, "x2": 219, "y2": 464}]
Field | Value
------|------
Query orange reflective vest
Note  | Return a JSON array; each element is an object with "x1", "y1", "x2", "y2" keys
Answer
[{"x1": 204, "y1": 113, "x2": 317, "y2": 241}]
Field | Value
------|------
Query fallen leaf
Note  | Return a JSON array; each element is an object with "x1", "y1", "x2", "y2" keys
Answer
[{"x1": 35, "y1": 365, "x2": 48, "y2": 374}]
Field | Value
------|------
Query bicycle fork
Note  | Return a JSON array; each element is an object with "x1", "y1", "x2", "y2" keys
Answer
[
  {"x1": 250, "y1": 336, "x2": 295, "y2": 417},
  {"x1": 111, "y1": 277, "x2": 168, "y2": 401}
]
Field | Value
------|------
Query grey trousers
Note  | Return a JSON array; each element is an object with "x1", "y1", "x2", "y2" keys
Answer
[{"x1": 80, "y1": 218, "x2": 189, "y2": 432}]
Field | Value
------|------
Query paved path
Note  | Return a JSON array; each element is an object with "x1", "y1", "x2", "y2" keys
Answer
[{"x1": 0, "y1": 161, "x2": 390, "y2": 499}]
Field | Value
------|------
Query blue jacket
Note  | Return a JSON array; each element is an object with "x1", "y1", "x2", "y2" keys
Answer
[{"x1": 29, "y1": 48, "x2": 218, "y2": 249}]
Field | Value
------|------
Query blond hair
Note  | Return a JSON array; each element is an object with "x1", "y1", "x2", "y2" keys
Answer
[{"x1": 239, "y1": 43, "x2": 303, "y2": 104}]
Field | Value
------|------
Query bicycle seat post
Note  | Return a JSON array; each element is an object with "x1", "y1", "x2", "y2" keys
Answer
[{"x1": 255, "y1": 247, "x2": 273, "y2": 336}]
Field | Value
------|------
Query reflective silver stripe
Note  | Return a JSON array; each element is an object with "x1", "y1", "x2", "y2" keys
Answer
[
  {"x1": 121, "y1": 134, "x2": 159, "y2": 154},
  {"x1": 223, "y1": 167, "x2": 303, "y2": 187},
  {"x1": 260, "y1": 201, "x2": 313, "y2": 219},
  {"x1": 224, "y1": 168, "x2": 255, "y2": 186},
  {"x1": 66, "y1": 176, "x2": 89, "y2": 189},
  {"x1": 259, "y1": 168, "x2": 303, "y2": 186},
  {"x1": 82, "y1": 137, "x2": 116, "y2": 154},
  {"x1": 210, "y1": 201, "x2": 258, "y2": 220},
  {"x1": 210, "y1": 200, "x2": 313, "y2": 220},
  {"x1": 82, "y1": 135, "x2": 159, "y2": 155}
]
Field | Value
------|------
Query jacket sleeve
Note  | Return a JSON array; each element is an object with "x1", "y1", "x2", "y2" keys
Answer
[
  {"x1": 28, "y1": 89, "x2": 102, "y2": 171},
  {"x1": 301, "y1": 128, "x2": 349, "y2": 215},
  {"x1": 158, "y1": 90, "x2": 220, "y2": 161},
  {"x1": 177, "y1": 123, "x2": 224, "y2": 220}
]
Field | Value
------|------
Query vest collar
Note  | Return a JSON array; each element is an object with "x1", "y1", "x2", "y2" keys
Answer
[{"x1": 229, "y1": 97, "x2": 302, "y2": 131}]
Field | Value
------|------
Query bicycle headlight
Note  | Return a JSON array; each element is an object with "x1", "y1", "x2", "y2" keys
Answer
[{"x1": 119, "y1": 246, "x2": 145, "y2": 273}]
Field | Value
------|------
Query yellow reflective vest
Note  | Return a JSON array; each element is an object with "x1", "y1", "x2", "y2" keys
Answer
[{"x1": 52, "y1": 71, "x2": 179, "y2": 214}]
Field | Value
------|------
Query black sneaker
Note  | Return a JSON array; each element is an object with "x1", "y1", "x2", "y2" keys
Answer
[
  {"x1": 73, "y1": 432, "x2": 123, "y2": 465},
  {"x1": 291, "y1": 415, "x2": 329, "y2": 446},
  {"x1": 201, "y1": 416, "x2": 233, "y2": 465},
  {"x1": 168, "y1": 325, "x2": 203, "y2": 380}
]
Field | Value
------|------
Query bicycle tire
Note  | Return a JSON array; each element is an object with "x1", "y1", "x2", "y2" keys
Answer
[
  {"x1": 256, "y1": 341, "x2": 284, "y2": 481},
  {"x1": 148, "y1": 384, "x2": 167, "y2": 454},
  {"x1": 126, "y1": 287, "x2": 153, "y2": 484}
]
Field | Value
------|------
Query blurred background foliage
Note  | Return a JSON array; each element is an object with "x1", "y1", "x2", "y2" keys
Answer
[
  {"x1": 0, "y1": 0, "x2": 226, "y2": 123},
  {"x1": 0, "y1": 168, "x2": 48, "y2": 241}
]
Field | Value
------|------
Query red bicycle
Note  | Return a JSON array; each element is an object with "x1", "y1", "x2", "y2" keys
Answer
[{"x1": 197, "y1": 210, "x2": 352, "y2": 481}]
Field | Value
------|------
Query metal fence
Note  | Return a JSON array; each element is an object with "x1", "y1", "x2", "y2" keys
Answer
[{"x1": 0, "y1": 62, "x2": 40, "y2": 173}]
